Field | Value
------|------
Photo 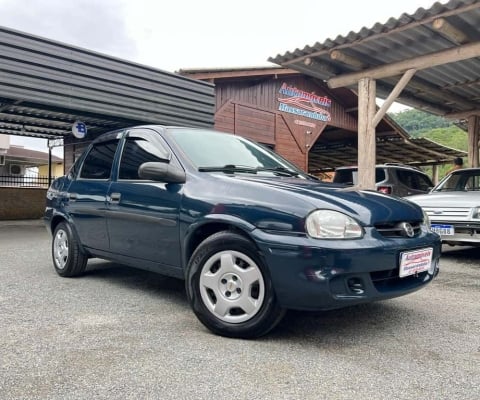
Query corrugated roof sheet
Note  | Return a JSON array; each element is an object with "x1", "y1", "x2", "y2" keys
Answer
[
  {"x1": 269, "y1": 0, "x2": 480, "y2": 118},
  {"x1": 0, "y1": 26, "x2": 215, "y2": 140}
]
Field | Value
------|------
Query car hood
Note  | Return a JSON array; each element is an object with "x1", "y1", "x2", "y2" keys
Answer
[
  {"x1": 407, "y1": 191, "x2": 480, "y2": 208},
  {"x1": 194, "y1": 174, "x2": 424, "y2": 226}
]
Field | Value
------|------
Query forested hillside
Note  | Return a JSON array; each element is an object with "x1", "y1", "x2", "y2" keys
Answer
[
  {"x1": 389, "y1": 108, "x2": 468, "y2": 151},
  {"x1": 389, "y1": 108, "x2": 468, "y2": 179}
]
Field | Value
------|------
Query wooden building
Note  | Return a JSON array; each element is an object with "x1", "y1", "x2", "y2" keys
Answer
[{"x1": 179, "y1": 67, "x2": 464, "y2": 175}]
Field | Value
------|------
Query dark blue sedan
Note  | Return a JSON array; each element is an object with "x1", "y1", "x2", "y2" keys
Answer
[{"x1": 44, "y1": 125, "x2": 441, "y2": 338}]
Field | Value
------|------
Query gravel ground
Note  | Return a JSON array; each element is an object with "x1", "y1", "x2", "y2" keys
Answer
[{"x1": 0, "y1": 222, "x2": 479, "y2": 400}]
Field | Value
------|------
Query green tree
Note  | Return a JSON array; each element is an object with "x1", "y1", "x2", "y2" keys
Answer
[
  {"x1": 389, "y1": 109, "x2": 467, "y2": 181},
  {"x1": 389, "y1": 109, "x2": 454, "y2": 137}
]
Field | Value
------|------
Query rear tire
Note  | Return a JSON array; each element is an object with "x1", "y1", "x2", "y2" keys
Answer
[
  {"x1": 186, "y1": 231, "x2": 285, "y2": 338},
  {"x1": 52, "y1": 222, "x2": 88, "y2": 277}
]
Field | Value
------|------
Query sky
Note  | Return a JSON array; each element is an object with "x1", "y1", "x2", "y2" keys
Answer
[{"x1": 0, "y1": 0, "x2": 446, "y2": 155}]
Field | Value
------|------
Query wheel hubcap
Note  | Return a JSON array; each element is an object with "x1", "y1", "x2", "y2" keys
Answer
[
  {"x1": 220, "y1": 273, "x2": 243, "y2": 300},
  {"x1": 53, "y1": 229, "x2": 69, "y2": 269},
  {"x1": 199, "y1": 250, "x2": 265, "y2": 324}
]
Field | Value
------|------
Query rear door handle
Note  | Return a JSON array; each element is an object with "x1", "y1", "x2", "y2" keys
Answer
[{"x1": 108, "y1": 192, "x2": 121, "y2": 204}]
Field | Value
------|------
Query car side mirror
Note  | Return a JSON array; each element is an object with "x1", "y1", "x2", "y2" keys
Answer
[{"x1": 138, "y1": 162, "x2": 186, "y2": 184}]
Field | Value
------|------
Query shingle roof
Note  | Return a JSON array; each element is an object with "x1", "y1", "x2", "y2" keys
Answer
[{"x1": 6, "y1": 145, "x2": 63, "y2": 163}]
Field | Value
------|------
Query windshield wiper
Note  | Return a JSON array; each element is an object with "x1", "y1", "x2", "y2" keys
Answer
[
  {"x1": 198, "y1": 165, "x2": 258, "y2": 174},
  {"x1": 198, "y1": 165, "x2": 301, "y2": 177},
  {"x1": 254, "y1": 166, "x2": 300, "y2": 177}
]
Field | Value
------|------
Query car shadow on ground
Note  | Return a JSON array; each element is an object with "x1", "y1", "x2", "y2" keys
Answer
[
  {"x1": 440, "y1": 245, "x2": 480, "y2": 261},
  {"x1": 269, "y1": 300, "x2": 419, "y2": 343},
  {"x1": 81, "y1": 259, "x2": 189, "y2": 308},
  {"x1": 78, "y1": 259, "x2": 429, "y2": 342}
]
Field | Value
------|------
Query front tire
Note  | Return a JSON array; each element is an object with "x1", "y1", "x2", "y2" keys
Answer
[
  {"x1": 186, "y1": 231, "x2": 285, "y2": 338},
  {"x1": 52, "y1": 222, "x2": 88, "y2": 277}
]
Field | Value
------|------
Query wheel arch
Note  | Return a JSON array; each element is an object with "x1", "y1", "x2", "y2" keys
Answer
[
  {"x1": 182, "y1": 215, "x2": 259, "y2": 274},
  {"x1": 50, "y1": 214, "x2": 89, "y2": 256}
]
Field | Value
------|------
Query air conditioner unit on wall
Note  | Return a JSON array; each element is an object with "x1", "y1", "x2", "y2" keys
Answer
[{"x1": 9, "y1": 164, "x2": 25, "y2": 176}]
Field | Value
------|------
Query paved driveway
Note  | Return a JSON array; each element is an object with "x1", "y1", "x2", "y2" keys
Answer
[{"x1": 1, "y1": 222, "x2": 479, "y2": 400}]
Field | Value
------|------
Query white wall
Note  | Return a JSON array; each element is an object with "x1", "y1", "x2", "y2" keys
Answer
[{"x1": 0, "y1": 134, "x2": 10, "y2": 153}]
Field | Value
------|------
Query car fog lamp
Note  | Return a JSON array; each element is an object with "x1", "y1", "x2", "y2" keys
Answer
[{"x1": 306, "y1": 210, "x2": 363, "y2": 239}]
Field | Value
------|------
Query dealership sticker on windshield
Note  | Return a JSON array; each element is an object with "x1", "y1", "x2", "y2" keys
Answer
[{"x1": 399, "y1": 248, "x2": 433, "y2": 278}]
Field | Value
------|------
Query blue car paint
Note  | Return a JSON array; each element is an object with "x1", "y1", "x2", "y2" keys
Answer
[{"x1": 45, "y1": 126, "x2": 441, "y2": 311}]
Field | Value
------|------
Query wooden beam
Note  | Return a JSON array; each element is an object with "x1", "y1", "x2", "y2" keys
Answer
[
  {"x1": 372, "y1": 69, "x2": 416, "y2": 127},
  {"x1": 285, "y1": 63, "x2": 331, "y2": 81},
  {"x1": 328, "y1": 41, "x2": 480, "y2": 88},
  {"x1": 357, "y1": 77, "x2": 377, "y2": 189},
  {"x1": 329, "y1": 50, "x2": 367, "y2": 69},
  {"x1": 303, "y1": 57, "x2": 338, "y2": 75},
  {"x1": 376, "y1": 87, "x2": 451, "y2": 115},
  {"x1": 468, "y1": 115, "x2": 479, "y2": 167},
  {"x1": 432, "y1": 18, "x2": 469, "y2": 44},
  {"x1": 442, "y1": 77, "x2": 480, "y2": 90},
  {"x1": 308, "y1": 152, "x2": 350, "y2": 169},
  {"x1": 444, "y1": 109, "x2": 480, "y2": 120},
  {"x1": 406, "y1": 79, "x2": 475, "y2": 109},
  {"x1": 178, "y1": 68, "x2": 300, "y2": 81}
]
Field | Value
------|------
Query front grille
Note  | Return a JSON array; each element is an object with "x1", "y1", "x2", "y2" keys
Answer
[
  {"x1": 425, "y1": 207, "x2": 471, "y2": 219},
  {"x1": 371, "y1": 269, "x2": 429, "y2": 292},
  {"x1": 375, "y1": 221, "x2": 421, "y2": 238}
]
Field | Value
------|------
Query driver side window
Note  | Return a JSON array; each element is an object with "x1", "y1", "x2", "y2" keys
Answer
[{"x1": 118, "y1": 129, "x2": 171, "y2": 180}]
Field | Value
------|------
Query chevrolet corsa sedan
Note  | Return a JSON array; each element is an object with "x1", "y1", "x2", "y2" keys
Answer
[{"x1": 44, "y1": 125, "x2": 441, "y2": 338}]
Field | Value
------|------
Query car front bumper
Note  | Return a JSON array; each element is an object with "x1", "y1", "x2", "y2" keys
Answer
[
  {"x1": 252, "y1": 228, "x2": 441, "y2": 311},
  {"x1": 431, "y1": 220, "x2": 480, "y2": 245}
]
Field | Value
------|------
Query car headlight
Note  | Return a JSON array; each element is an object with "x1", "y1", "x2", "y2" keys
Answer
[{"x1": 305, "y1": 210, "x2": 363, "y2": 239}]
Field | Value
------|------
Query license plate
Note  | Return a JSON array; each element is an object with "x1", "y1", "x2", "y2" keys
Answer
[
  {"x1": 431, "y1": 224, "x2": 454, "y2": 236},
  {"x1": 399, "y1": 248, "x2": 433, "y2": 278}
]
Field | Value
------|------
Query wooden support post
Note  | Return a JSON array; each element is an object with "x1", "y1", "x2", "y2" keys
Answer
[
  {"x1": 358, "y1": 77, "x2": 377, "y2": 189},
  {"x1": 468, "y1": 115, "x2": 480, "y2": 167},
  {"x1": 432, "y1": 165, "x2": 439, "y2": 185}
]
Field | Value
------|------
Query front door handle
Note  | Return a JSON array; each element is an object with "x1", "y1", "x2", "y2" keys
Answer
[
  {"x1": 108, "y1": 192, "x2": 121, "y2": 204},
  {"x1": 68, "y1": 193, "x2": 78, "y2": 202}
]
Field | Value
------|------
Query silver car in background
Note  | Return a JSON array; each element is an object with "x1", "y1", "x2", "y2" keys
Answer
[{"x1": 407, "y1": 168, "x2": 480, "y2": 246}]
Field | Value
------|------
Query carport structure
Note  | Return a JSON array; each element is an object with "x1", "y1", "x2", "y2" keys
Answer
[
  {"x1": 270, "y1": 0, "x2": 480, "y2": 189},
  {"x1": 0, "y1": 26, "x2": 215, "y2": 172}
]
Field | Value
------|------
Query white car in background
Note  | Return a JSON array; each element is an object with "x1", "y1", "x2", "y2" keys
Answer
[{"x1": 407, "y1": 168, "x2": 480, "y2": 246}]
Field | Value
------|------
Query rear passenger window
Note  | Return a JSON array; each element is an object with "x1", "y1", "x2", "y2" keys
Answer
[{"x1": 80, "y1": 140, "x2": 118, "y2": 179}]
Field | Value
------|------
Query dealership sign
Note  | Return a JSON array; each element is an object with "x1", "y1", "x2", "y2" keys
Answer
[
  {"x1": 278, "y1": 83, "x2": 331, "y2": 122},
  {"x1": 72, "y1": 121, "x2": 87, "y2": 139}
]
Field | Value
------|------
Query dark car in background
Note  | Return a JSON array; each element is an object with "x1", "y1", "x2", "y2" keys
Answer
[
  {"x1": 333, "y1": 164, "x2": 434, "y2": 197},
  {"x1": 44, "y1": 126, "x2": 441, "y2": 338}
]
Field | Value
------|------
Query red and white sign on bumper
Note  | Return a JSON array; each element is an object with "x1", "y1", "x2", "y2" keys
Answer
[{"x1": 399, "y1": 248, "x2": 433, "y2": 278}]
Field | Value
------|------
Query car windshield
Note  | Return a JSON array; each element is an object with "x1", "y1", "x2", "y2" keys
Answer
[
  {"x1": 169, "y1": 128, "x2": 310, "y2": 178},
  {"x1": 433, "y1": 170, "x2": 480, "y2": 192}
]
